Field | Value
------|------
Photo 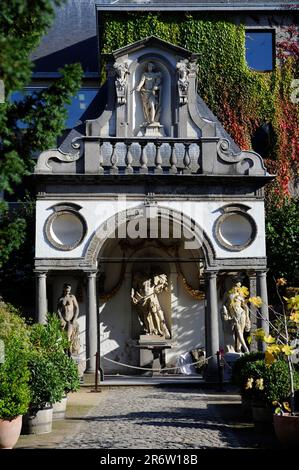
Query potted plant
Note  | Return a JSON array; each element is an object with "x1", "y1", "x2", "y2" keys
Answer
[
  {"x1": 23, "y1": 314, "x2": 80, "y2": 427},
  {"x1": 243, "y1": 359, "x2": 299, "y2": 429},
  {"x1": 0, "y1": 301, "x2": 31, "y2": 448},
  {"x1": 249, "y1": 280, "x2": 299, "y2": 446},
  {"x1": 22, "y1": 316, "x2": 67, "y2": 434},
  {"x1": 22, "y1": 351, "x2": 65, "y2": 434},
  {"x1": 51, "y1": 351, "x2": 80, "y2": 419},
  {"x1": 42, "y1": 314, "x2": 80, "y2": 419}
]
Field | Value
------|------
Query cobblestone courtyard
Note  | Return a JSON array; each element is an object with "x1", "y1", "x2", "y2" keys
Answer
[{"x1": 53, "y1": 387, "x2": 278, "y2": 450}]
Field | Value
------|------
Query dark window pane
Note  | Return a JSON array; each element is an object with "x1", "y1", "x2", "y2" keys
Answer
[
  {"x1": 10, "y1": 88, "x2": 99, "y2": 129},
  {"x1": 66, "y1": 89, "x2": 98, "y2": 128},
  {"x1": 245, "y1": 31, "x2": 274, "y2": 71}
]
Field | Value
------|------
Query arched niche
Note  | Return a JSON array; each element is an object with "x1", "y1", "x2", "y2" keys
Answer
[{"x1": 129, "y1": 55, "x2": 175, "y2": 137}]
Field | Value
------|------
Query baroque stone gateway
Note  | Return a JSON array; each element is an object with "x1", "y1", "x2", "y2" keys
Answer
[{"x1": 34, "y1": 36, "x2": 272, "y2": 380}]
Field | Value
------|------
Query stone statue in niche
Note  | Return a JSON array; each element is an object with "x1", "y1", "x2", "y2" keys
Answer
[
  {"x1": 221, "y1": 282, "x2": 251, "y2": 354},
  {"x1": 114, "y1": 61, "x2": 129, "y2": 104},
  {"x1": 131, "y1": 271, "x2": 171, "y2": 339},
  {"x1": 133, "y1": 62, "x2": 162, "y2": 126},
  {"x1": 57, "y1": 283, "x2": 80, "y2": 355}
]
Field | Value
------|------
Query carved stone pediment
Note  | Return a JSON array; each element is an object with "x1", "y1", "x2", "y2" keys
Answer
[{"x1": 35, "y1": 35, "x2": 273, "y2": 181}]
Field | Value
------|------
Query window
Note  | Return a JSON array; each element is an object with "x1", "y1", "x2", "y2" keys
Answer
[
  {"x1": 10, "y1": 87, "x2": 99, "y2": 129},
  {"x1": 45, "y1": 205, "x2": 87, "y2": 251},
  {"x1": 215, "y1": 205, "x2": 257, "y2": 252},
  {"x1": 65, "y1": 89, "x2": 98, "y2": 128},
  {"x1": 245, "y1": 30, "x2": 274, "y2": 72}
]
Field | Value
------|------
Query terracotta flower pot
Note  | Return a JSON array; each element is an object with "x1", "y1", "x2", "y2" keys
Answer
[
  {"x1": 273, "y1": 413, "x2": 299, "y2": 448},
  {"x1": 0, "y1": 415, "x2": 22, "y2": 449}
]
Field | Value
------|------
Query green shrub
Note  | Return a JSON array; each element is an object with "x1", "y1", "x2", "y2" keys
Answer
[
  {"x1": 50, "y1": 351, "x2": 80, "y2": 394},
  {"x1": 28, "y1": 352, "x2": 65, "y2": 412},
  {"x1": 29, "y1": 314, "x2": 69, "y2": 353},
  {"x1": 242, "y1": 359, "x2": 299, "y2": 407},
  {"x1": 27, "y1": 313, "x2": 79, "y2": 411},
  {"x1": 231, "y1": 351, "x2": 265, "y2": 392},
  {"x1": 0, "y1": 301, "x2": 31, "y2": 419}
]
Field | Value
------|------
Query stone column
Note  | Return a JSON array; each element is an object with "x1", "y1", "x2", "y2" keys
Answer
[
  {"x1": 205, "y1": 271, "x2": 220, "y2": 381},
  {"x1": 257, "y1": 270, "x2": 269, "y2": 351},
  {"x1": 86, "y1": 271, "x2": 98, "y2": 373},
  {"x1": 36, "y1": 271, "x2": 48, "y2": 324}
]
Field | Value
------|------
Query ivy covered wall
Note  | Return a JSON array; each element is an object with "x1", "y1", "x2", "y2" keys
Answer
[{"x1": 100, "y1": 12, "x2": 298, "y2": 199}]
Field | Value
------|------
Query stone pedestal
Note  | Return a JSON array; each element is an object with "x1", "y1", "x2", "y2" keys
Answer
[
  {"x1": 223, "y1": 352, "x2": 242, "y2": 381},
  {"x1": 138, "y1": 122, "x2": 165, "y2": 137},
  {"x1": 137, "y1": 335, "x2": 171, "y2": 376}
]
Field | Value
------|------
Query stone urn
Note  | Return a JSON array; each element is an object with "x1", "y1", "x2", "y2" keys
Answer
[
  {"x1": 273, "y1": 413, "x2": 299, "y2": 448},
  {"x1": 0, "y1": 415, "x2": 23, "y2": 449}
]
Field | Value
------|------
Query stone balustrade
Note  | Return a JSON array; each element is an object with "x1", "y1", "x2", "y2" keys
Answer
[{"x1": 84, "y1": 137, "x2": 202, "y2": 175}]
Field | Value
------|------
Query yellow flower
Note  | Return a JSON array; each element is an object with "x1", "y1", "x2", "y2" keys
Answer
[
  {"x1": 273, "y1": 401, "x2": 291, "y2": 415},
  {"x1": 290, "y1": 312, "x2": 299, "y2": 323},
  {"x1": 238, "y1": 286, "x2": 249, "y2": 298},
  {"x1": 248, "y1": 296, "x2": 263, "y2": 307},
  {"x1": 265, "y1": 350, "x2": 276, "y2": 365},
  {"x1": 283, "y1": 402, "x2": 291, "y2": 412},
  {"x1": 255, "y1": 378, "x2": 264, "y2": 390},
  {"x1": 286, "y1": 295, "x2": 299, "y2": 311},
  {"x1": 264, "y1": 335, "x2": 276, "y2": 344},
  {"x1": 276, "y1": 278, "x2": 287, "y2": 286},
  {"x1": 254, "y1": 328, "x2": 266, "y2": 340},
  {"x1": 281, "y1": 344, "x2": 293, "y2": 356},
  {"x1": 266, "y1": 344, "x2": 281, "y2": 355},
  {"x1": 245, "y1": 377, "x2": 254, "y2": 389},
  {"x1": 228, "y1": 285, "x2": 249, "y2": 298}
]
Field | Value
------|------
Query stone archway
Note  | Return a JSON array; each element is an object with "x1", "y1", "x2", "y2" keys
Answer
[
  {"x1": 84, "y1": 205, "x2": 216, "y2": 269},
  {"x1": 90, "y1": 206, "x2": 210, "y2": 375}
]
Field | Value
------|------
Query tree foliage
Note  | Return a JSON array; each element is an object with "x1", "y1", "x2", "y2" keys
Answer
[
  {"x1": 0, "y1": 0, "x2": 82, "y2": 269},
  {"x1": 266, "y1": 198, "x2": 299, "y2": 286}
]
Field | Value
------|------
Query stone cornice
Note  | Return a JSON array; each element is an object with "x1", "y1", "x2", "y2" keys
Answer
[{"x1": 96, "y1": 3, "x2": 297, "y2": 12}]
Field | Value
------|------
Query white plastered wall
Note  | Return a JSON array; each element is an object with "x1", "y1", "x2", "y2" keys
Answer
[{"x1": 36, "y1": 198, "x2": 266, "y2": 259}]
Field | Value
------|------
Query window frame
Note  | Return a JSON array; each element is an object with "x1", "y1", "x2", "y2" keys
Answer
[{"x1": 245, "y1": 28, "x2": 276, "y2": 73}]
